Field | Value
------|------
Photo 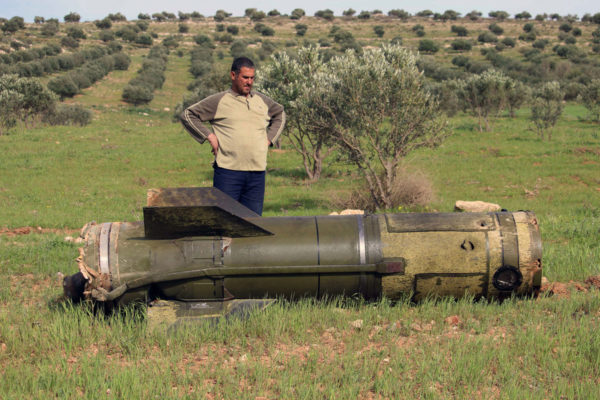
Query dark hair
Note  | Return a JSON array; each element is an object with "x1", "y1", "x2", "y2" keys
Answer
[{"x1": 231, "y1": 57, "x2": 255, "y2": 73}]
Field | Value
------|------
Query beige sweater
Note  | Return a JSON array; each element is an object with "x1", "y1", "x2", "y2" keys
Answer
[{"x1": 180, "y1": 89, "x2": 285, "y2": 171}]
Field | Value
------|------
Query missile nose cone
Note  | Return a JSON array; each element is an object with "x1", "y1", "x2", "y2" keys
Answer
[{"x1": 63, "y1": 272, "x2": 86, "y2": 302}]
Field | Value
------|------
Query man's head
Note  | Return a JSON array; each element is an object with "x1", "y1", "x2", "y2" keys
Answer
[{"x1": 230, "y1": 57, "x2": 255, "y2": 96}]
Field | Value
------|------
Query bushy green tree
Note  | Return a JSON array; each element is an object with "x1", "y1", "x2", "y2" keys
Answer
[
  {"x1": 451, "y1": 25, "x2": 468, "y2": 37},
  {"x1": 40, "y1": 19, "x2": 59, "y2": 36},
  {"x1": 64, "y1": 12, "x2": 81, "y2": 23},
  {"x1": 388, "y1": 9, "x2": 410, "y2": 20},
  {"x1": 457, "y1": 69, "x2": 512, "y2": 131},
  {"x1": 259, "y1": 46, "x2": 333, "y2": 180},
  {"x1": 0, "y1": 74, "x2": 57, "y2": 133},
  {"x1": 264, "y1": 45, "x2": 449, "y2": 208},
  {"x1": 531, "y1": 81, "x2": 563, "y2": 140},
  {"x1": 290, "y1": 8, "x2": 305, "y2": 20},
  {"x1": 578, "y1": 79, "x2": 600, "y2": 121},
  {"x1": 418, "y1": 39, "x2": 439, "y2": 53},
  {"x1": 295, "y1": 24, "x2": 307, "y2": 37},
  {"x1": 373, "y1": 26, "x2": 385, "y2": 38}
]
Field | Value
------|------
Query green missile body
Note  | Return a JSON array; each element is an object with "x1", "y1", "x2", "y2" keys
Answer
[{"x1": 63, "y1": 188, "x2": 542, "y2": 326}]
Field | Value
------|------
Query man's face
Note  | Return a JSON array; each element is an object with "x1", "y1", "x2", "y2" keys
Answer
[{"x1": 231, "y1": 67, "x2": 255, "y2": 96}]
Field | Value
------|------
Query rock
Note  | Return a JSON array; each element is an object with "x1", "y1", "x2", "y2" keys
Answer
[
  {"x1": 64, "y1": 236, "x2": 74, "y2": 243},
  {"x1": 340, "y1": 209, "x2": 364, "y2": 215},
  {"x1": 329, "y1": 212, "x2": 339, "y2": 215},
  {"x1": 350, "y1": 319, "x2": 363, "y2": 329},
  {"x1": 444, "y1": 315, "x2": 461, "y2": 326},
  {"x1": 454, "y1": 200, "x2": 501, "y2": 213}
]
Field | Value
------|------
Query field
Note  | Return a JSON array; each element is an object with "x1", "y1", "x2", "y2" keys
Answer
[{"x1": 1, "y1": 13, "x2": 600, "y2": 398}]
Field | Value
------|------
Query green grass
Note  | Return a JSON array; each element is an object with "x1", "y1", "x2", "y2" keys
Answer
[{"x1": 1, "y1": 16, "x2": 600, "y2": 399}]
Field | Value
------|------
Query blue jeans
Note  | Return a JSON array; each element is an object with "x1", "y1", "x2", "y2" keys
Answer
[{"x1": 213, "y1": 164, "x2": 266, "y2": 216}]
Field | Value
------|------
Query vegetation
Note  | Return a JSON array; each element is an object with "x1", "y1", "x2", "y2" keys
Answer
[{"x1": 0, "y1": 12, "x2": 599, "y2": 398}]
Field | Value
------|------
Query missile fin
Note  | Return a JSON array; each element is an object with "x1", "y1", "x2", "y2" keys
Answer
[{"x1": 143, "y1": 205, "x2": 273, "y2": 239}]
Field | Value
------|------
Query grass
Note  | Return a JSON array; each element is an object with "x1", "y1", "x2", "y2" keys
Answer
[{"x1": 1, "y1": 16, "x2": 600, "y2": 399}]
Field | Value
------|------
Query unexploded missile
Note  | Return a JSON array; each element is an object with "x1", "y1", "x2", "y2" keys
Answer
[{"x1": 63, "y1": 187, "x2": 542, "y2": 327}]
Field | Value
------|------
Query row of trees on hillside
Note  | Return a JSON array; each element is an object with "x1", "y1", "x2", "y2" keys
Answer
[{"x1": 3, "y1": 8, "x2": 600, "y2": 26}]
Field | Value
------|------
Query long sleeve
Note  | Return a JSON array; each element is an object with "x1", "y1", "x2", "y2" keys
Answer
[
  {"x1": 256, "y1": 92, "x2": 286, "y2": 145},
  {"x1": 179, "y1": 91, "x2": 226, "y2": 144}
]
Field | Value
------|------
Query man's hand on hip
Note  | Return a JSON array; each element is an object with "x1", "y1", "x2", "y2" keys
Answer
[{"x1": 207, "y1": 133, "x2": 219, "y2": 155}]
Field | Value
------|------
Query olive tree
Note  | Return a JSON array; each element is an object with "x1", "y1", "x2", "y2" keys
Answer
[
  {"x1": 0, "y1": 74, "x2": 56, "y2": 134},
  {"x1": 457, "y1": 69, "x2": 512, "y2": 131},
  {"x1": 578, "y1": 79, "x2": 600, "y2": 122},
  {"x1": 259, "y1": 47, "x2": 334, "y2": 180},
  {"x1": 531, "y1": 81, "x2": 563, "y2": 140},
  {"x1": 298, "y1": 45, "x2": 448, "y2": 208}
]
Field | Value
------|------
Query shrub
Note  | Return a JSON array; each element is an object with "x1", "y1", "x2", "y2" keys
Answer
[
  {"x1": 578, "y1": 79, "x2": 600, "y2": 121},
  {"x1": 40, "y1": 20, "x2": 59, "y2": 37},
  {"x1": 66, "y1": 26, "x2": 86, "y2": 39},
  {"x1": 390, "y1": 36, "x2": 402, "y2": 45},
  {"x1": 61, "y1": 36, "x2": 79, "y2": 49},
  {"x1": 452, "y1": 55, "x2": 470, "y2": 67},
  {"x1": 559, "y1": 23, "x2": 572, "y2": 33},
  {"x1": 290, "y1": 8, "x2": 305, "y2": 20},
  {"x1": 43, "y1": 104, "x2": 91, "y2": 126},
  {"x1": 136, "y1": 20, "x2": 149, "y2": 31},
  {"x1": 533, "y1": 39, "x2": 549, "y2": 49},
  {"x1": 98, "y1": 30, "x2": 114, "y2": 42},
  {"x1": 47, "y1": 75, "x2": 79, "y2": 98},
  {"x1": 488, "y1": 23, "x2": 504, "y2": 35},
  {"x1": 227, "y1": 26, "x2": 239, "y2": 35},
  {"x1": 572, "y1": 27, "x2": 582, "y2": 36},
  {"x1": 178, "y1": 24, "x2": 189, "y2": 33},
  {"x1": 138, "y1": 13, "x2": 150, "y2": 20},
  {"x1": 451, "y1": 39, "x2": 472, "y2": 51},
  {"x1": 519, "y1": 32, "x2": 537, "y2": 42},
  {"x1": 388, "y1": 9, "x2": 410, "y2": 20},
  {"x1": 268, "y1": 10, "x2": 280, "y2": 17},
  {"x1": 64, "y1": 12, "x2": 80, "y2": 23},
  {"x1": 451, "y1": 25, "x2": 468, "y2": 37},
  {"x1": 488, "y1": 11, "x2": 509, "y2": 20},
  {"x1": 95, "y1": 18, "x2": 112, "y2": 29},
  {"x1": 515, "y1": 11, "x2": 532, "y2": 20},
  {"x1": 295, "y1": 24, "x2": 307, "y2": 37},
  {"x1": 466, "y1": 10, "x2": 482, "y2": 21},
  {"x1": 373, "y1": 26, "x2": 385, "y2": 38},
  {"x1": 418, "y1": 39, "x2": 439, "y2": 53},
  {"x1": 523, "y1": 23, "x2": 535, "y2": 33},
  {"x1": 343, "y1": 9, "x2": 356, "y2": 17},
  {"x1": 135, "y1": 33, "x2": 153, "y2": 46},
  {"x1": 122, "y1": 84, "x2": 154, "y2": 105},
  {"x1": 112, "y1": 53, "x2": 131, "y2": 70},
  {"x1": 531, "y1": 81, "x2": 563, "y2": 140},
  {"x1": 315, "y1": 9, "x2": 335, "y2": 21},
  {"x1": 194, "y1": 34, "x2": 214, "y2": 47},
  {"x1": 478, "y1": 32, "x2": 498, "y2": 43},
  {"x1": 357, "y1": 11, "x2": 371, "y2": 20}
]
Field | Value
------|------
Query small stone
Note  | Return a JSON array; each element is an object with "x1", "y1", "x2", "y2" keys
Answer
[
  {"x1": 64, "y1": 236, "x2": 74, "y2": 243},
  {"x1": 454, "y1": 200, "x2": 501, "y2": 213},
  {"x1": 444, "y1": 315, "x2": 461, "y2": 326},
  {"x1": 340, "y1": 209, "x2": 364, "y2": 215},
  {"x1": 239, "y1": 354, "x2": 248, "y2": 362},
  {"x1": 350, "y1": 319, "x2": 363, "y2": 329}
]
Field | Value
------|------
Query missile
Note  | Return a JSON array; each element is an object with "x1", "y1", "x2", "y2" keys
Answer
[{"x1": 63, "y1": 187, "x2": 542, "y2": 327}]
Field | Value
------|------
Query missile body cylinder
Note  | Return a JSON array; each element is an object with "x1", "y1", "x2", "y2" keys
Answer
[{"x1": 77, "y1": 211, "x2": 542, "y2": 305}]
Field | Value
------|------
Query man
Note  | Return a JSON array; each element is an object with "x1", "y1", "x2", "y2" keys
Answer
[{"x1": 180, "y1": 57, "x2": 285, "y2": 215}]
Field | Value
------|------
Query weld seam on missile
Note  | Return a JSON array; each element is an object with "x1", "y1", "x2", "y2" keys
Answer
[
  {"x1": 99, "y1": 223, "x2": 111, "y2": 275},
  {"x1": 357, "y1": 215, "x2": 366, "y2": 265}
]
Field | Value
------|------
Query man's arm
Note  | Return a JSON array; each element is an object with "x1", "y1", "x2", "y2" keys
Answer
[
  {"x1": 256, "y1": 93, "x2": 286, "y2": 146},
  {"x1": 179, "y1": 92, "x2": 225, "y2": 145}
]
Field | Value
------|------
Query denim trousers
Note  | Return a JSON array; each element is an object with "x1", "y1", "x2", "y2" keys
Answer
[{"x1": 213, "y1": 164, "x2": 266, "y2": 215}]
